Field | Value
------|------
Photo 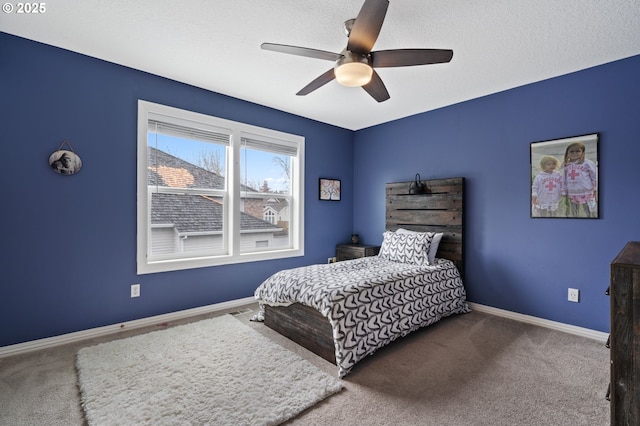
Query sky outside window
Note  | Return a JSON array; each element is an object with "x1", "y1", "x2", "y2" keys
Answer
[{"x1": 148, "y1": 133, "x2": 290, "y2": 192}]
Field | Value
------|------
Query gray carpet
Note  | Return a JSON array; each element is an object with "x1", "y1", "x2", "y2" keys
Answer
[{"x1": 0, "y1": 306, "x2": 609, "y2": 425}]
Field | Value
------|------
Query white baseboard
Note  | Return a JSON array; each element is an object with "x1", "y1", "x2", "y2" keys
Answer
[
  {"x1": 468, "y1": 302, "x2": 609, "y2": 342},
  {"x1": 2, "y1": 298, "x2": 608, "y2": 359},
  {"x1": 0, "y1": 296, "x2": 256, "y2": 359}
]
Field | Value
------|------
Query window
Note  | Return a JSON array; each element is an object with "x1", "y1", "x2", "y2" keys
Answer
[
  {"x1": 137, "y1": 100, "x2": 304, "y2": 274},
  {"x1": 264, "y1": 209, "x2": 276, "y2": 224}
]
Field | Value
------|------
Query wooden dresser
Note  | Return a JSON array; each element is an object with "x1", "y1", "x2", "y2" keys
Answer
[
  {"x1": 336, "y1": 244, "x2": 380, "y2": 261},
  {"x1": 609, "y1": 241, "x2": 640, "y2": 425}
]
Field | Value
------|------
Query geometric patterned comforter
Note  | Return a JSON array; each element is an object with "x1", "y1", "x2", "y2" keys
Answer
[{"x1": 254, "y1": 256, "x2": 470, "y2": 377}]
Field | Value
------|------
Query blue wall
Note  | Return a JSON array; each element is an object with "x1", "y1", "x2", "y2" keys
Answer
[
  {"x1": 2, "y1": 32, "x2": 639, "y2": 347},
  {"x1": 353, "y1": 54, "x2": 640, "y2": 332},
  {"x1": 0, "y1": 33, "x2": 355, "y2": 346}
]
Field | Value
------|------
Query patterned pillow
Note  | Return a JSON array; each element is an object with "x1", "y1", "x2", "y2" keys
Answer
[
  {"x1": 396, "y1": 228, "x2": 442, "y2": 265},
  {"x1": 378, "y1": 231, "x2": 434, "y2": 265}
]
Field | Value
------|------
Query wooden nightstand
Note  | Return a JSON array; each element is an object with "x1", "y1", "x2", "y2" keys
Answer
[{"x1": 336, "y1": 244, "x2": 380, "y2": 261}]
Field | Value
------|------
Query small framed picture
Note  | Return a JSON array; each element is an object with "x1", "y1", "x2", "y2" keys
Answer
[
  {"x1": 319, "y1": 178, "x2": 341, "y2": 201},
  {"x1": 530, "y1": 133, "x2": 599, "y2": 218}
]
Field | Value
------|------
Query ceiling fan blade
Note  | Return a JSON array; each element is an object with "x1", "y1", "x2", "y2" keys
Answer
[
  {"x1": 296, "y1": 69, "x2": 336, "y2": 96},
  {"x1": 347, "y1": 0, "x2": 389, "y2": 54},
  {"x1": 261, "y1": 43, "x2": 342, "y2": 61},
  {"x1": 362, "y1": 70, "x2": 390, "y2": 102},
  {"x1": 371, "y1": 49, "x2": 454, "y2": 68}
]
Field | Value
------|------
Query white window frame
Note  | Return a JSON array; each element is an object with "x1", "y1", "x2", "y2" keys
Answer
[{"x1": 137, "y1": 100, "x2": 304, "y2": 274}]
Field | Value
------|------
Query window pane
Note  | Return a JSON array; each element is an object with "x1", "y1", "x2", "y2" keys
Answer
[
  {"x1": 146, "y1": 127, "x2": 229, "y2": 259},
  {"x1": 148, "y1": 133, "x2": 227, "y2": 191},
  {"x1": 240, "y1": 146, "x2": 291, "y2": 195},
  {"x1": 240, "y1": 195, "x2": 291, "y2": 252},
  {"x1": 149, "y1": 192, "x2": 226, "y2": 257}
]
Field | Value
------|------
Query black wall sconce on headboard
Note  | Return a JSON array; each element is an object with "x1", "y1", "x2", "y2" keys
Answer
[{"x1": 408, "y1": 173, "x2": 426, "y2": 194}]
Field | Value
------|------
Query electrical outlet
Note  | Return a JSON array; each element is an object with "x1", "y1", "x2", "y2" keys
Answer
[
  {"x1": 568, "y1": 288, "x2": 579, "y2": 303},
  {"x1": 131, "y1": 283, "x2": 141, "y2": 298}
]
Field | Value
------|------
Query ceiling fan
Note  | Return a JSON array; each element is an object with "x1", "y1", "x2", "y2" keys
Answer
[{"x1": 261, "y1": 0, "x2": 453, "y2": 102}]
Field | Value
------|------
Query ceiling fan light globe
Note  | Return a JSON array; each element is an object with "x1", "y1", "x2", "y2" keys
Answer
[{"x1": 335, "y1": 62, "x2": 373, "y2": 87}]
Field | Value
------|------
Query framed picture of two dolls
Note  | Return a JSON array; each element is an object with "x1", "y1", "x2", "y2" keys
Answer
[{"x1": 530, "y1": 133, "x2": 599, "y2": 219}]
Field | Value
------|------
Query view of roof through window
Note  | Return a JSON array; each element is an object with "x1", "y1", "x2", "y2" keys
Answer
[{"x1": 146, "y1": 133, "x2": 293, "y2": 258}]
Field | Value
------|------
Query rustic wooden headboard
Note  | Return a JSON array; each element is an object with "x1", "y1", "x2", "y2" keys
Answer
[{"x1": 385, "y1": 177, "x2": 464, "y2": 278}]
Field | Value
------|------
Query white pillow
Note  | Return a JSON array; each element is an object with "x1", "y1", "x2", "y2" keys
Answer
[
  {"x1": 378, "y1": 231, "x2": 433, "y2": 265},
  {"x1": 396, "y1": 228, "x2": 443, "y2": 265}
]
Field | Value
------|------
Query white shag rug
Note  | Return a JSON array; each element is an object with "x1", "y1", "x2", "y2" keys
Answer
[{"x1": 76, "y1": 314, "x2": 342, "y2": 425}]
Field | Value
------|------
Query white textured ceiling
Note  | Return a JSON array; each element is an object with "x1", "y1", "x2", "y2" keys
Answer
[{"x1": 2, "y1": 0, "x2": 640, "y2": 130}]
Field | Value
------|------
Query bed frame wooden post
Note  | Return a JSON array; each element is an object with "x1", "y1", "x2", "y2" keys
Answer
[{"x1": 264, "y1": 303, "x2": 336, "y2": 363}]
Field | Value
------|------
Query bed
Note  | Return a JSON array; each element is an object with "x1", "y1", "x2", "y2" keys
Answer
[{"x1": 254, "y1": 177, "x2": 468, "y2": 377}]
